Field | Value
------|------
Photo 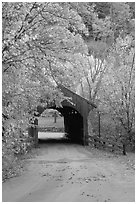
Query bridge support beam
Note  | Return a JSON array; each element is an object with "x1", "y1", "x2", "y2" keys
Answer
[{"x1": 83, "y1": 118, "x2": 89, "y2": 146}]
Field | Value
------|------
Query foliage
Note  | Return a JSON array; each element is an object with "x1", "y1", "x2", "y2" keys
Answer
[
  {"x1": 2, "y1": 2, "x2": 88, "y2": 180},
  {"x1": 98, "y1": 35, "x2": 135, "y2": 149},
  {"x1": 72, "y1": 2, "x2": 135, "y2": 150},
  {"x1": 75, "y1": 54, "x2": 107, "y2": 102},
  {"x1": 2, "y1": 2, "x2": 135, "y2": 179}
]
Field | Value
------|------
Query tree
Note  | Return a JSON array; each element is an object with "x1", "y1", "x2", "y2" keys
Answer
[
  {"x1": 2, "y1": 2, "x2": 91, "y2": 180},
  {"x1": 70, "y1": 53, "x2": 106, "y2": 103},
  {"x1": 2, "y1": 2, "x2": 89, "y2": 165},
  {"x1": 69, "y1": 2, "x2": 135, "y2": 152},
  {"x1": 2, "y1": 2, "x2": 90, "y2": 140},
  {"x1": 99, "y1": 35, "x2": 135, "y2": 148}
]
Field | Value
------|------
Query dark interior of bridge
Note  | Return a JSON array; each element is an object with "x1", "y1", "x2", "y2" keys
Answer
[
  {"x1": 36, "y1": 105, "x2": 84, "y2": 145},
  {"x1": 57, "y1": 107, "x2": 83, "y2": 144}
]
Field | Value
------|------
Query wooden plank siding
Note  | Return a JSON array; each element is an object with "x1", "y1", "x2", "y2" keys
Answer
[
  {"x1": 58, "y1": 85, "x2": 97, "y2": 114},
  {"x1": 58, "y1": 85, "x2": 97, "y2": 145}
]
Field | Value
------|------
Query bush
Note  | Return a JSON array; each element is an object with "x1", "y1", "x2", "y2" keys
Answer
[{"x1": 2, "y1": 126, "x2": 33, "y2": 181}]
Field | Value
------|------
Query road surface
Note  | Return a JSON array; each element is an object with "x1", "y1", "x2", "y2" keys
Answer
[{"x1": 2, "y1": 133, "x2": 135, "y2": 202}]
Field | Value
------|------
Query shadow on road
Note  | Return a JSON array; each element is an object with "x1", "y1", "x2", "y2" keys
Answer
[
  {"x1": 38, "y1": 132, "x2": 71, "y2": 144},
  {"x1": 38, "y1": 132, "x2": 81, "y2": 145},
  {"x1": 38, "y1": 137, "x2": 71, "y2": 144}
]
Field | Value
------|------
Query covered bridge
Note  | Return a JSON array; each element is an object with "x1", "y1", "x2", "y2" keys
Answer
[{"x1": 31, "y1": 85, "x2": 97, "y2": 145}]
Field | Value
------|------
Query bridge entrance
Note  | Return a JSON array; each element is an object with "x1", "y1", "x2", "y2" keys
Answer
[
  {"x1": 29, "y1": 85, "x2": 97, "y2": 146},
  {"x1": 35, "y1": 106, "x2": 83, "y2": 144}
]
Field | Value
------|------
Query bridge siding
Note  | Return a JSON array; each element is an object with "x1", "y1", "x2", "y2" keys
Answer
[
  {"x1": 57, "y1": 85, "x2": 96, "y2": 145},
  {"x1": 30, "y1": 85, "x2": 96, "y2": 146}
]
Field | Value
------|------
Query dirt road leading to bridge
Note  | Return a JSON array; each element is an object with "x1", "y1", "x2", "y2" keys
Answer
[{"x1": 2, "y1": 134, "x2": 135, "y2": 202}]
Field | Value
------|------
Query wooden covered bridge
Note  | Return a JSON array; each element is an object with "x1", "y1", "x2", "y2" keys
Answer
[{"x1": 30, "y1": 85, "x2": 97, "y2": 146}]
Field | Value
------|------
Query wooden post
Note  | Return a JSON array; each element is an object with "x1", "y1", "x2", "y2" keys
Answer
[
  {"x1": 28, "y1": 126, "x2": 33, "y2": 138},
  {"x1": 34, "y1": 118, "x2": 38, "y2": 148},
  {"x1": 123, "y1": 143, "x2": 126, "y2": 155},
  {"x1": 83, "y1": 117, "x2": 88, "y2": 146},
  {"x1": 98, "y1": 111, "x2": 101, "y2": 138}
]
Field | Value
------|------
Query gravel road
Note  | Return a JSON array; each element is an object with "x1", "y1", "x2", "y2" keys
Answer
[{"x1": 2, "y1": 133, "x2": 135, "y2": 202}]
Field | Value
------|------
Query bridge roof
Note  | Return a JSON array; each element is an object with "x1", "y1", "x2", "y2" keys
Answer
[
  {"x1": 36, "y1": 85, "x2": 97, "y2": 118},
  {"x1": 58, "y1": 84, "x2": 97, "y2": 110}
]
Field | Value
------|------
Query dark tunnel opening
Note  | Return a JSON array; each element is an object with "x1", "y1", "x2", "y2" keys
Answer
[
  {"x1": 36, "y1": 105, "x2": 84, "y2": 145},
  {"x1": 57, "y1": 107, "x2": 84, "y2": 144}
]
